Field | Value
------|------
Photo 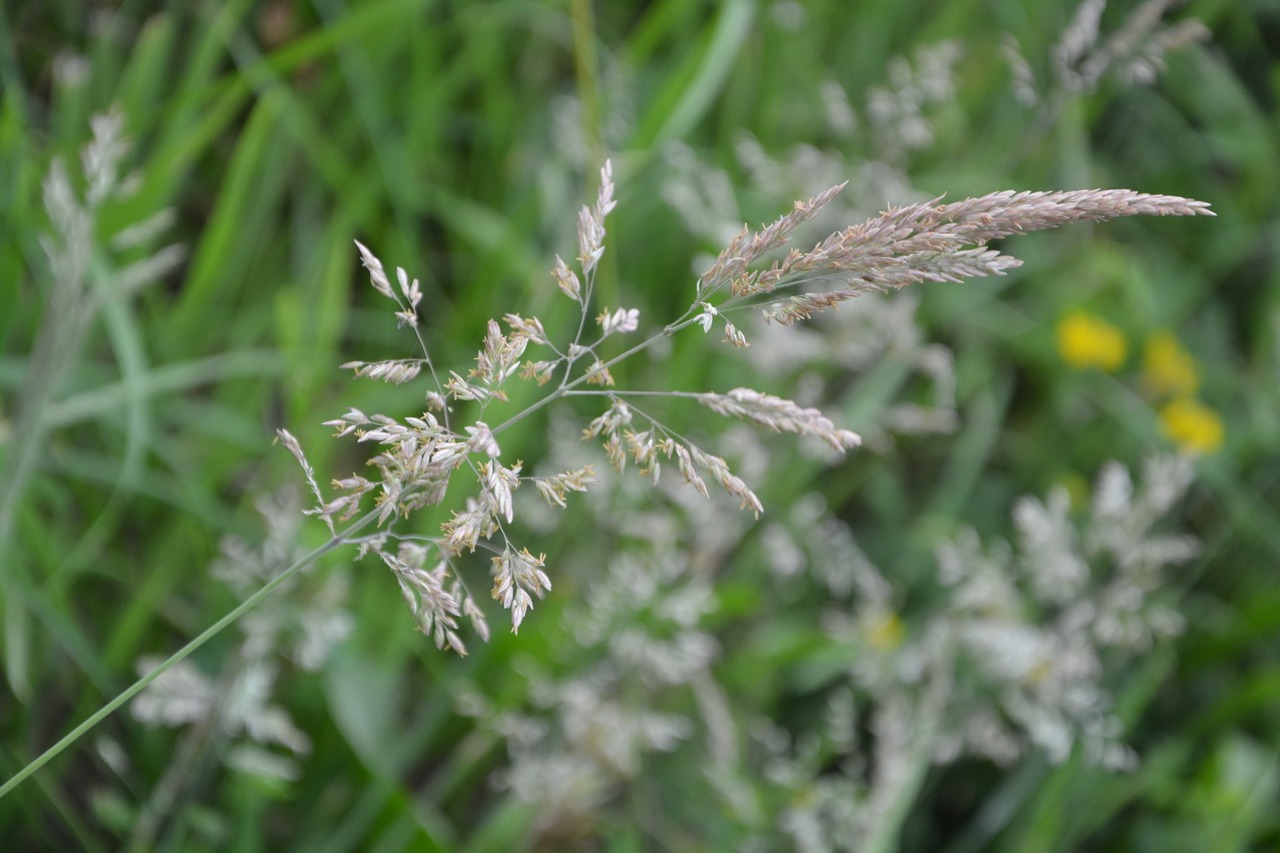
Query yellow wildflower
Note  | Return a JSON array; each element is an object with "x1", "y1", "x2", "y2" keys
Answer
[
  {"x1": 1159, "y1": 397, "x2": 1224, "y2": 454},
  {"x1": 863, "y1": 611, "x2": 904, "y2": 651},
  {"x1": 1143, "y1": 331, "x2": 1200, "y2": 398},
  {"x1": 1057, "y1": 310, "x2": 1128, "y2": 371}
]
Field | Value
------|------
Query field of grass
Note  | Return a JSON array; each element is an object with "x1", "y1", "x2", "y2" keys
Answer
[{"x1": 2, "y1": 1, "x2": 1278, "y2": 850}]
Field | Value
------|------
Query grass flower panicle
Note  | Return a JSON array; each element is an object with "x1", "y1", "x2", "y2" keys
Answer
[
  {"x1": 764, "y1": 454, "x2": 1200, "y2": 849},
  {"x1": 1002, "y1": 0, "x2": 1210, "y2": 111},
  {"x1": 750, "y1": 190, "x2": 1209, "y2": 327},
  {"x1": 279, "y1": 160, "x2": 1209, "y2": 648},
  {"x1": 578, "y1": 159, "x2": 616, "y2": 275}
]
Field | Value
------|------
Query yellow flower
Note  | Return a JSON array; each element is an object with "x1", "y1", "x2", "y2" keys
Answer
[
  {"x1": 1057, "y1": 310, "x2": 1128, "y2": 371},
  {"x1": 1143, "y1": 331, "x2": 1200, "y2": 398},
  {"x1": 1159, "y1": 397, "x2": 1224, "y2": 454},
  {"x1": 862, "y1": 611, "x2": 904, "y2": 651}
]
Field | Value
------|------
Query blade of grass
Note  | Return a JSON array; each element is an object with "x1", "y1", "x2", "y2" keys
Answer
[
  {"x1": 0, "y1": 509, "x2": 379, "y2": 800},
  {"x1": 630, "y1": 0, "x2": 757, "y2": 150}
]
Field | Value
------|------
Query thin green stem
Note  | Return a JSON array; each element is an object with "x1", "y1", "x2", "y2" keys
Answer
[
  {"x1": 568, "y1": 0, "x2": 602, "y2": 169},
  {"x1": 0, "y1": 228, "x2": 97, "y2": 702},
  {"x1": 125, "y1": 653, "x2": 243, "y2": 852},
  {"x1": 564, "y1": 389, "x2": 705, "y2": 398},
  {"x1": 492, "y1": 314, "x2": 704, "y2": 437},
  {"x1": 0, "y1": 509, "x2": 380, "y2": 800}
]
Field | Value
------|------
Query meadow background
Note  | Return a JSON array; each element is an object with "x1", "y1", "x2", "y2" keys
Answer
[{"x1": 1, "y1": 0, "x2": 1278, "y2": 850}]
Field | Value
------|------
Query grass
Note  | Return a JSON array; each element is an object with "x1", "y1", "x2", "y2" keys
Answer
[{"x1": 1, "y1": 0, "x2": 1278, "y2": 850}]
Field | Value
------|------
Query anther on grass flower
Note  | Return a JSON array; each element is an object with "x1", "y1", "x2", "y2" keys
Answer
[
  {"x1": 584, "y1": 358, "x2": 616, "y2": 386},
  {"x1": 281, "y1": 160, "x2": 1209, "y2": 648}
]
